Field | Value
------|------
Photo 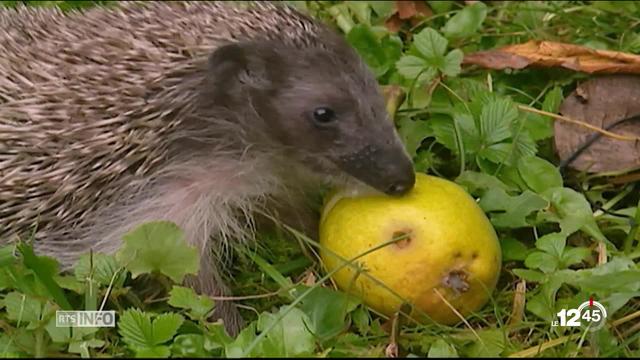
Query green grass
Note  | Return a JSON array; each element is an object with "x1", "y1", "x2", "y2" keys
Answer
[{"x1": 1, "y1": 0, "x2": 640, "y2": 358}]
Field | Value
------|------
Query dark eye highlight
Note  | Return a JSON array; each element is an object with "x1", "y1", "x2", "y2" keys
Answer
[{"x1": 312, "y1": 107, "x2": 336, "y2": 125}]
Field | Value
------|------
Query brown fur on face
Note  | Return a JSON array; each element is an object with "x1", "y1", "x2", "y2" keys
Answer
[{"x1": 199, "y1": 38, "x2": 415, "y2": 195}]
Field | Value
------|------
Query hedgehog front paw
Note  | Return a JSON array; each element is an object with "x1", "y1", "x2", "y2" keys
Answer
[{"x1": 211, "y1": 299, "x2": 245, "y2": 337}]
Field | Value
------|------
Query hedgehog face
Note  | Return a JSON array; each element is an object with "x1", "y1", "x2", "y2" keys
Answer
[{"x1": 205, "y1": 39, "x2": 415, "y2": 196}]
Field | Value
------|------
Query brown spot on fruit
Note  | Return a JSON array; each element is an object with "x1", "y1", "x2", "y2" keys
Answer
[
  {"x1": 454, "y1": 251, "x2": 462, "y2": 258},
  {"x1": 442, "y1": 269, "x2": 470, "y2": 294},
  {"x1": 392, "y1": 230, "x2": 413, "y2": 248},
  {"x1": 472, "y1": 251, "x2": 479, "y2": 260}
]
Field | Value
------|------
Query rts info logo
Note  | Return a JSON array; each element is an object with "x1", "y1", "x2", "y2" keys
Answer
[{"x1": 551, "y1": 297, "x2": 607, "y2": 332}]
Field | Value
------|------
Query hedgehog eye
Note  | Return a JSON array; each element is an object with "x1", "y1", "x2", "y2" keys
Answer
[{"x1": 312, "y1": 107, "x2": 336, "y2": 125}]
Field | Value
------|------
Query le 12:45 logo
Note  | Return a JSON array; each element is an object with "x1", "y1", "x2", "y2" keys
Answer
[{"x1": 552, "y1": 297, "x2": 608, "y2": 332}]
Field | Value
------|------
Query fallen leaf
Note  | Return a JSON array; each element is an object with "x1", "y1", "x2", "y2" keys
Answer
[
  {"x1": 464, "y1": 40, "x2": 640, "y2": 74},
  {"x1": 396, "y1": 0, "x2": 432, "y2": 19},
  {"x1": 385, "y1": 15, "x2": 404, "y2": 33},
  {"x1": 555, "y1": 75, "x2": 640, "y2": 173},
  {"x1": 384, "y1": 1, "x2": 433, "y2": 33}
]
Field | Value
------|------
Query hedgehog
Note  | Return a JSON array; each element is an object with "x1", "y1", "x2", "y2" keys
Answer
[{"x1": 0, "y1": 1, "x2": 416, "y2": 334}]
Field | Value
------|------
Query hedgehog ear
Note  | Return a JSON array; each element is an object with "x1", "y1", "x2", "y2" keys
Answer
[{"x1": 207, "y1": 42, "x2": 270, "y2": 91}]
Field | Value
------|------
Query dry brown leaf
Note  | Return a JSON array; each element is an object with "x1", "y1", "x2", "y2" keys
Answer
[
  {"x1": 385, "y1": 1, "x2": 433, "y2": 32},
  {"x1": 555, "y1": 75, "x2": 640, "y2": 173},
  {"x1": 384, "y1": 15, "x2": 404, "y2": 33},
  {"x1": 464, "y1": 40, "x2": 640, "y2": 74},
  {"x1": 396, "y1": 0, "x2": 432, "y2": 19}
]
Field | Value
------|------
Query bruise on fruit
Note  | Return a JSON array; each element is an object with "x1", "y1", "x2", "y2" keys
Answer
[
  {"x1": 471, "y1": 251, "x2": 479, "y2": 260},
  {"x1": 391, "y1": 229, "x2": 413, "y2": 248},
  {"x1": 442, "y1": 269, "x2": 470, "y2": 295}
]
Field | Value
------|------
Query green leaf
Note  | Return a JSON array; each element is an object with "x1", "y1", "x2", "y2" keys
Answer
[
  {"x1": 328, "y1": 3, "x2": 355, "y2": 34},
  {"x1": 430, "y1": 114, "x2": 458, "y2": 152},
  {"x1": 134, "y1": 345, "x2": 171, "y2": 358},
  {"x1": 428, "y1": 0, "x2": 455, "y2": 14},
  {"x1": 512, "y1": 268, "x2": 545, "y2": 282},
  {"x1": 542, "y1": 87, "x2": 563, "y2": 113},
  {"x1": 255, "y1": 307, "x2": 316, "y2": 357},
  {"x1": 345, "y1": 1, "x2": 371, "y2": 24},
  {"x1": 17, "y1": 243, "x2": 72, "y2": 311},
  {"x1": 397, "y1": 117, "x2": 434, "y2": 156},
  {"x1": 517, "y1": 156, "x2": 563, "y2": 194},
  {"x1": 369, "y1": 1, "x2": 394, "y2": 18},
  {"x1": 540, "y1": 188, "x2": 606, "y2": 242},
  {"x1": 524, "y1": 87, "x2": 563, "y2": 141},
  {"x1": 168, "y1": 286, "x2": 215, "y2": 320},
  {"x1": 152, "y1": 313, "x2": 185, "y2": 345},
  {"x1": 0, "y1": 334, "x2": 21, "y2": 357},
  {"x1": 295, "y1": 285, "x2": 360, "y2": 341},
  {"x1": 573, "y1": 270, "x2": 640, "y2": 293},
  {"x1": 526, "y1": 291, "x2": 555, "y2": 321},
  {"x1": 74, "y1": 252, "x2": 126, "y2": 288},
  {"x1": 513, "y1": 1, "x2": 545, "y2": 29},
  {"x1": 560, "y1": 247, "x2": 591, "y2": 266},
  {"x1": 528, "y1": 270, "x2": 575, "y2": 320},
  {"x1": 46, "y1": 315, "x2": 72, "y2": 344},
  {"x1": 455, "y1": 112, "x2": 481, "y2": 154},
  {"x1": 413, "y1": 27, "x2": 448, "y2": 59},
  {"x1": 442, "y1": 49, "x2": 463, "y2": 77},
  {"x1": 497, "y1": 164, "x2": 528, "y2": 191},
  {"x1": 118, "y1": 309, "x2": 154, "y2": 349},
  {"x1": 116, "y1": 221, "x2": 199, "y2": 283},
  {"x1": 171, "y1": 334, "x2": 208, "y2": 358},
  {"x1": 429, "y1": 339, "x2": 458, "y2": 357},
  {"x1": 525, "y1": 251, "x2": 558, "y2": 273},
  {"x1": 479, "y1": 188, "x2": 548, "y2": 228},
  {"x1": 535, "y1": 233, "x2": 566, "y2": 258},
  {"x1": 54, "y1": 275, "x2": 85, "y2": 293},
  {"x1": 479, "y1": 142, "x2": 512, "y2": 164},
  {"x1": 67, "y1": 339, "x2": 106, "y2": 356},
  {"x1": 511, "y1": 131, "x2": 538, "y2": 163},
  {"x1": 466, "y1": 329, "x2": 505, "y2": 357},
  {"x1": 118, "y1": 309, "x2": 184, "y2": 351},
  {"x1": 228, "y1": 307, "x2": 316, "y2": 357},
  {"x1": 0, "y1": 245, "x2": 16, "y2": 267},
  {"x1": 396, "y1": 55, "x2": 436, "y2": 83},
  {"x1": 469, "y1": 88, "x2": 500, "y2": 119},
  {"x1": 480, "y1": 98, "x2": 518, "y2": 145},
  {"x1": 351, "y1": 306, "x2": 371, "y2": 335},
  {"x1": 501, "y1": 237, "x2": 530, "y2": 262},
  {"x1": 396, "y1": 55, "x2": 426, "y2": 78},
  {"x1": 4, "y1": 291, "x2": 44, "y2": 324},
  {"x1": 568, "y1": 258, "x2": 639, "y2": 313},
  {"x1": 455, "y1": 171, "x2": 514, "y2": 194},
  {"x1": 347, "y1": 25, "x2": 402, "y2": 77},
  {"x1": 442, "y1": 2, "x2": 488, "y2": 39},
  {"x1": 204, "y1": 323, "x2": 233, "y2": 352},
  {"x1": 225, "y1": 323, "x2": 258, "y2": 357}
]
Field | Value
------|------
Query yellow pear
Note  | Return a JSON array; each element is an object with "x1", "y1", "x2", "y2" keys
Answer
[{"x1": 319, "y1": 173, "x2": 501, "y2": 325}]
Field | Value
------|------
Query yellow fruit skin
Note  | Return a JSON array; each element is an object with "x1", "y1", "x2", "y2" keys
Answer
[{"x1": 319, "y1": 173, "x2": 501, "y2": 325}]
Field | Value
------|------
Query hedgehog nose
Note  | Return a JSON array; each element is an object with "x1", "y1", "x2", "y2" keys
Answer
[{"x1": 385, "y1": 173, "x2": 415, "y2": 197}]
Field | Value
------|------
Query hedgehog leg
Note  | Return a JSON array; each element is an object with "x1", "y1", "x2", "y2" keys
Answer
[{"x1": 184, "y1": 249, "x2": 244, "y2": 337}]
